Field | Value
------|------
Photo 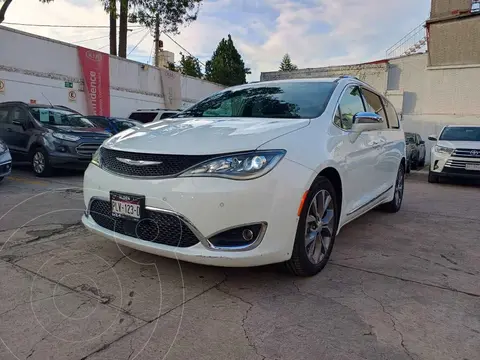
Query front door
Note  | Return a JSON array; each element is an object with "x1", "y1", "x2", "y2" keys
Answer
[
  {"x1": 5, "y1": 106, "x2": 31, "y2": 156},
  {"x1": 334, "y1": 85, "x2": 382, "y2": 216}
]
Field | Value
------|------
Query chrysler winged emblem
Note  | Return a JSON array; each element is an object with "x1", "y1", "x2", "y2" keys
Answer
[
  {"x1": 116, "y1": 158, "x2": 162, "y2": 166},
  {"x1": 470, "y1": 150, "x2": 480, "y2": 156}
]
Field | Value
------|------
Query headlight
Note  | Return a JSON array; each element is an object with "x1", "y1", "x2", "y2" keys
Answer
[
  {"x1": 53, "y1": 133, "x2": 81, "y2": 142},
  {"x1": 434, "y1": 145, "x2": 454, "y2": 154},
  {"x1": 91, "y1": 147, "x2": 101, "y2": 167},
  {"x1": 179, "y1": 150, "x2": 286, "y2": 180},
  {"x1": 0, "y1": 141, "x2": 7, "y2": 155}
]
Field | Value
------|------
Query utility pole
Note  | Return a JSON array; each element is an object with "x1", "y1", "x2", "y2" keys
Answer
[{"x1": 154, "y1": 13, "x2": 160, "y2": 67}]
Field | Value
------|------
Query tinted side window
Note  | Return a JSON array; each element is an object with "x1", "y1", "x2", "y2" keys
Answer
[
  {"x1": 0, "y1": 107, "x2": 9, "y2": 124},
  {"x1": 383, "y1": 99, "x2": 399, "y2": 128},
  {"x1": 9, "y1": 107, "x2": 28, "y2": 123},
  {"x1": 337, "y1": 86, "x2": 365, "y2": 130},
  {"x1": 128, "y1": 112, "x2": 158, "y2": 123},
  {"x1": 361, "y1": 88, "x2": 387, "y2": 128},
  {"x1": 416, "y1": 134, "x2": 423, "y2": 144},
  {"x1": 159, "y1": 112, "x2": 177, "y2": 120}
]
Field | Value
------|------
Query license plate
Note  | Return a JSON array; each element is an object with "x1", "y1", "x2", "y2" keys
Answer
[
  {"x1": 110, "y1": 192, "x2": 145, "y2": 220},
  {"x1": 465, "y1": 164, "x2": 480, "y2": 171}
]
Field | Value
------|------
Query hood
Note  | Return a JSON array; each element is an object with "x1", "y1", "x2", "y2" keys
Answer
[
  {"x1": 43, "y1": 124, "x2": 111, "y2": 138},
  {"x1": 437, "y1": 140, "x2": 480, "y2": 149},
  {"x1": 103, "y1": 117, "x2": 310, "y2": 155}
]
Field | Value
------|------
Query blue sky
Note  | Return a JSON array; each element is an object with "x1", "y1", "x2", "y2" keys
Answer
[{"x1": 5, "y1": 0, "x2": 431, "y2": 81}]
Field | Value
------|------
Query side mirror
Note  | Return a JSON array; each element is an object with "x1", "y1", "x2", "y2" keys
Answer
[
  {"x1": 427, "y1": 135, "x2": 437, "y2": 141},
  {"x1": 351, "y1": 112, "x2": 384, "y2": 133},
  {"x1": 419, "y1": 140, "x2": 425, "y2": 145}
]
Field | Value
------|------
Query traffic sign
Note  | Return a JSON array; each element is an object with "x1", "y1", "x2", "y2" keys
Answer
[
  {"x1": 65, "y1": 81, "x2": 73, "y2": 88},
  {"x1": 68, "y1": 90, "x2": 77, "y2": 102},
  {"x1": 0, "y1": 80, "x2": 5, "y2": 93}
]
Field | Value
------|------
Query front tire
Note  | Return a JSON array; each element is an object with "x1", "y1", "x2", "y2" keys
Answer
[
  {"x1": 380, "y1": 163, "x2": 405, "y2": 213},
  {"x1": 286, "y1": 177, "x2": 338, "y2": 277},
  {"x1": 31, "y1": 147, "x2": 52, "y2": 177},
  {"x1": 428, "y1": 170, "x2": 439, "y2": 183}
]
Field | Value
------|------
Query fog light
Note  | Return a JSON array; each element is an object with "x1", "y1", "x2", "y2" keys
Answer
[
  {"x1": 56, "y1": 145, "x2": 67, "y2": 152},
  {"x1": 208, "y1": 223, "x2": 266, "y2": 249},
  {"x1": 242, "y1": 229, "x2": 254, "y2": 241}
]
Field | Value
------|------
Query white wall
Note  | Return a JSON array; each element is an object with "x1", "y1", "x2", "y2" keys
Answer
[
  {"x1": 0, "y1": 26, "x2": 225, "y2": 117},
  {"x1": 387, "y1": 53, "x2": 480, "y2": 162}
]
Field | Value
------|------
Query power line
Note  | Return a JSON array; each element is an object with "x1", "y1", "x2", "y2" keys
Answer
[
  {"x1": 161, "y1": 32, "x2": 206, "y2": 67},
  {"x1": 97, "y1": 28, "x2": 145, "y2": 50},
  {"x1": 128, "y1": 30, "x2": 150, "y2": 56},
  {"x1": 74, "y1": 34, "x2": 111, "y2": 44},
  {"x1": 3, "y1": 21, "x2": 141, "y2": 29}
]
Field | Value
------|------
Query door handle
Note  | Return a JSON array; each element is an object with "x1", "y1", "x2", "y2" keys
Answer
[{"x1": 6, "y1": 128, "x2": 12, "y2": 132}]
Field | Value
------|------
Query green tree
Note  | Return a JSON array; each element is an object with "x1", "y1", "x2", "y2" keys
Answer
[
  {"x1": 0, "y1": 0, "x2": 53, "y2": 24},
  {"x1": 179, "y1": 52, "x2": 202, "y2": 78},
  {"x1": 129, "y1": 0, "x2": 202, "y2": 34},
  {"x1": 205, "y1": 34, "x2": 250, "y2": 86},
  {"x1": 279, "y1": 53, "x2": 298, "y2": 71},
  {"x1": 167, "y1": 61, "x2": 177, "y2": 71}
]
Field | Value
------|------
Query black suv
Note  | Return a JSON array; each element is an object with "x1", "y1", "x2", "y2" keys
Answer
[{"x1": 0, "y1": 102, "x2": 111, "y2": 176}]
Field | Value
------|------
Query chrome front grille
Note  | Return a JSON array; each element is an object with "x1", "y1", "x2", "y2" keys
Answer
[
  {"x1": 76, "y1": 143, "x2": 101, "y2": 156},
  {"x1": 451, "y1": 148, "x2": 480, "y2": 159},
  {"x1": 445, "y1": 159, "x2": 480, "y2": 169},
  {"x1": 100, "y1": 148, "x2": 214, "y2": 178}
]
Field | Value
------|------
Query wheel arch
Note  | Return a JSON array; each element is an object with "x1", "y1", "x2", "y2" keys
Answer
[{"x1": 310, "y1": 166, "x2": 343, "y2": 226}]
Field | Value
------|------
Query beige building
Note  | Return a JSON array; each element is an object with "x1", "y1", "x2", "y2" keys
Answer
[{"x1": 260, "y1": 0, "x2": 480, "y2": 163}]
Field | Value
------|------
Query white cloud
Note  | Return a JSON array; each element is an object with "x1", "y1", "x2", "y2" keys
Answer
[{"x1": 3, "y1": 0, "x2": 430, "y2": 81}]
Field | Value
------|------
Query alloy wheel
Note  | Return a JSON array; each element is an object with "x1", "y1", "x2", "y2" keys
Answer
[
  {"x1": 304, "y1": 189, "x2": 335, "y2": 264},
  {"x1": 33, "y1": 152, "x2": 45, "y2": 174},
  {"x1": 394, "y1": 166, "x2": 404, "y2": 207}
]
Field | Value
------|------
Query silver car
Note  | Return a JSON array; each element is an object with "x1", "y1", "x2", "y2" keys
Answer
[{"x1": 0, "y1": 138, "x2": 12, "y2": 182}]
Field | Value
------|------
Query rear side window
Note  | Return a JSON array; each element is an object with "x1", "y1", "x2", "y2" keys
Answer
[
  {"x1": 0, "y1": 108, "x2": 9, "y2": 123},
  {"x1": 383, "y1": 99, "x2": 400, "y2": 128},
  {"x1": 337, "y1": 86, "x2": 365, "y2": 130},
  {"x1": 159, "y1": 112, "x2": 177, "y2": 120},
  {"x1": 128, "y1": 112, "x2": 158, "y2": 123},
  {"x1": 361, "y1": 88, "x2": 387, "y2": 128}
]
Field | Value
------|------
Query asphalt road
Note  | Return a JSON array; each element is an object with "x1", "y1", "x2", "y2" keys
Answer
[{"x1": 0, "y1": 166, "x2": 479, "y2": 360}]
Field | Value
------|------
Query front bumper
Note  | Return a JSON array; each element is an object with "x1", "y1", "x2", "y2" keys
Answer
[
  {"x1": 430, "y1": 151, "x2": 480, "y2": 179},
  {"x1": 0, "y1": 151, "x2": 12, "y2": 178},
  {"x1": 47, "y1": 140, "x2": 106, "y2": 169},
  {"x1": 82, "y1": 158, "x2": 314, "y2": 267}
]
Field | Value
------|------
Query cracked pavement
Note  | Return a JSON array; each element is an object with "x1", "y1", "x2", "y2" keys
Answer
[{"x1": 0, "y1": 168, "x2": 479, "y2": 360}]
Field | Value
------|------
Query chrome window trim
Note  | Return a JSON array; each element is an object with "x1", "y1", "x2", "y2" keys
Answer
[{"x1": 85, "y1": 196, "x2": 267, "y2": 252}]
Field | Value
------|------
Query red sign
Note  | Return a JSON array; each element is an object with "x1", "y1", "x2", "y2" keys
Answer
[{"x1": 77, "y1": 46, "x2": 110, "y2": 116}]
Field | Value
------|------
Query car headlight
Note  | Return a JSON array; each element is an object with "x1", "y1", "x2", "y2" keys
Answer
[
  {"x1": 0, "y1": 141, "x2": 7, "y2": 155},
  {"x1": 53, "y1": 133, "x2": 81, "y2": 142},
  {"x1": 179, "y1": 150, "x2": 286, "y2": 180},
  {"x1": 91, "y1": 147, "x2": 101, "y2": 167},
  {"x1": 434, "y1": 145, "x2": 454, "y2": 154}
]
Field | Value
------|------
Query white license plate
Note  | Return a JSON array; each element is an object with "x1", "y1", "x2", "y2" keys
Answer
[
  {"x1": 110, "y1": 192, "x2": 144, "y2": 220},
  {"x1": 112, "y1": 200, "x2": 141, "y2": 219},
  {"x1": 465, "y1": 164, "x2": 480, "y2": 171}
]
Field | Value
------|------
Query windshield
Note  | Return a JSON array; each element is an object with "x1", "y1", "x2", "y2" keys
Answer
[
  {"x1": 439, "y1": 127, "x2": 480, "y2": 141},
  {"x1": 29, "y1": 108, "x2": 95, "y2": 128},
  {"x1": 175, "y1": 81, "x2": 337, "y2": 119}
]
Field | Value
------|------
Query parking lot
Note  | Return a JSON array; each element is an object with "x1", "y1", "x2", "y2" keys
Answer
[{"x1": 0, "y1": 167, "x2": 478, "y2": 360}]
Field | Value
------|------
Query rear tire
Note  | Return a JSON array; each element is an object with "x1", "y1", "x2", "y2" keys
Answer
[
  {"x1": 286, "y1": 177, "x2": 338, "y2": 277},
  {"x1": 428, "y1": 171, "x2": 439, "y2": 183},
  {"x1": 380, "y1": 163, "x2": 405, "y2": 213},
  {"x1": 418, "y1": 157, "x2": 425, "y2": 168},
  {"x1": 31, "y1": 147, "x2": 53, "y2": 177}
]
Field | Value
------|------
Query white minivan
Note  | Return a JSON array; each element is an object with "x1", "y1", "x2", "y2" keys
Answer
[{"x1": 83, "y1": 77, "x2": 406, "y2": 276}]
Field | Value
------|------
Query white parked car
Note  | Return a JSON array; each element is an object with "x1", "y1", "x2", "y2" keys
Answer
[
  {"x1": 428, "y1": 125, "x2": 480, "y2": 183},
  {"x1": 127, "y1": 108, "x2": 180, "y2": 124},
  {"x1": 82, "y1": 77, "x2": 406, "y2": 276},
  {"x1": 0, "y1": 138, "x2": 12, "y2": 182}
]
